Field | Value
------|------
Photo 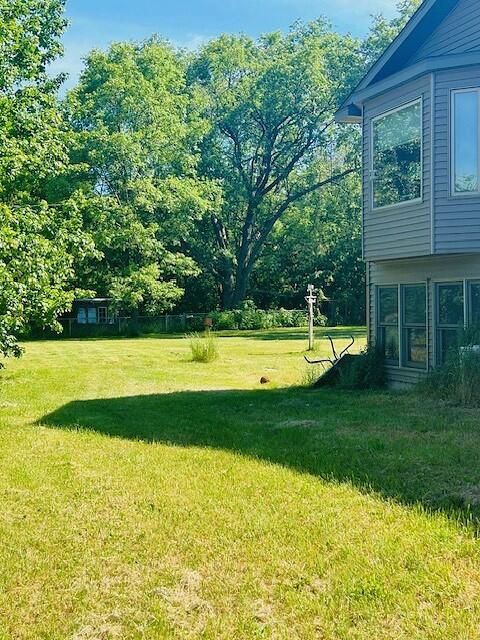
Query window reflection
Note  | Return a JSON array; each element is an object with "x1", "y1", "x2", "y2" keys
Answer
[{"x1": 373, "y1": 101, "x2": 422, "y2": 208}]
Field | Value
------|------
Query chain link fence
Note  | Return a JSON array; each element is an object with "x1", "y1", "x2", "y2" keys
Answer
[{"x1": 29, "y1": 310, "x2": 311, "y2": 340}]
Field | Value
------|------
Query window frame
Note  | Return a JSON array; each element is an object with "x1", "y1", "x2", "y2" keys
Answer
[
  {"x1": 401, "y1": 283, "x2": 427, "y2": 370},
  {"x1": 468, "y1": 280, "x2": 480, "y2": 326},
  {"x1": 77, "y1": 307, "x2": 87, "y2": 325},
  {"x1": 435, "y1": 281, "x2": 465, "y2": 365},
  {"x1": 376, "y1": 285, "x2": 400, "y2": 367},
  {"x1": 371, "y1": 97, "x2": 424, "y2": 212},
  {"x1": 451, "y1": 88, "x2": 480, "y2": 197},
  {"x1": 97, "y1": 306, "x2": 108, "y2": 324}
]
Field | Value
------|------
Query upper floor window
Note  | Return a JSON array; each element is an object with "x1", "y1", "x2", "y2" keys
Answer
[
  {"x1": 372, "y1": 99, "x2": 422, "y2": 209},
  {"x1": 452, "y1": 89, "x2": 480, "y2": 194}
]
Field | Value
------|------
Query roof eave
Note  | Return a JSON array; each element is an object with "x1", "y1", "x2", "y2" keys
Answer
[
  {"x1": 335, "y1": 103, "x2": 362, "y2": 124},
  {"x1": 335, "y1": 0, "x2": 459, "y2": 121}
]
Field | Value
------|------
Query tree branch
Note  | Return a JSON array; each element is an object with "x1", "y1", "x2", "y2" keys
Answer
[{"x1": 248, "y1": 165, "x2": 359, "y2": 268}]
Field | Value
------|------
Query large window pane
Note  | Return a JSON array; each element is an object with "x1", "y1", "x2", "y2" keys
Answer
[
  {"x1": 437, "y1": 282, "x2": 464, "y2": 365},
  {"x1": 380, "y1": 326, "x2": 399, "y2": 361},
  {"x1": 405, "y1": 328, "x2": 427, "y2": 365},
  {"x1": 378, "y1": 287, "x2": 398, "y2": 324},
  {"x1": 438, "y1": 329, "x2": 460, "y2": 364},
  {"x1": 470, "y1": 283, "x2": 480, "y2": 325},
  {"x1": 437, "y1": 283, "x2": 464, "y2": 326},
  {"x1": 402, "y1": 285, "x2": 427, "y2": 368},
  {"x1": 373, "y1": 101, "x2": 422, "y2": 208},
  {"x1": 377, "y1": 286, "x2": 399, "y2": 364},
  {"x1": 454, "y1": 91, "x2": 479, "y2": 193},
  {"x1": 404, "y1": 285, "x2": 426, "y2": 325}
]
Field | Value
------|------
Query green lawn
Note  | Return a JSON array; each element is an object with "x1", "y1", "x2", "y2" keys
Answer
[{"x1": 1, "y1": 328, "x2": 480, "y2": 639}]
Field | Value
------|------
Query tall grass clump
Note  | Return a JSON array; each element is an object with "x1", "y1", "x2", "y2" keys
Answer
[
  {"x1": 188, "y1": 330, "x2": 219, "y2": 363},
  {"x1": 301, "y1": 364, "x2": 324, "y2": 387},
  {"x1": 420, "y1": 348, "x2": 480, "y2": 407},
  {"x1": 337, "y1": 347, "x2": 386, "y2": 390},
  {"x1": 301, "y1": 348, "x2": 386, "y2": 389},
  {"x1": 419, "y1": 326, "x2": 480, "y2": 406}
]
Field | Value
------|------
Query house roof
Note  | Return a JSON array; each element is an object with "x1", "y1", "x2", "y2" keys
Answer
[{"x1": 335, "y1": 0, "x2": 460, "y2": 123}]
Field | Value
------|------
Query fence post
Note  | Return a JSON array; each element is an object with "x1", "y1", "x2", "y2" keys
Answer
[{"x1": 165, "y1": 314, "x2": 169, "y2": 333}]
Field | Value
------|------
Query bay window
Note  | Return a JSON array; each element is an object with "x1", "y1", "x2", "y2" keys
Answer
[
  {"x1": 452, "y1": 89, "x2": 480, "y2": 194},
  {"x1": 372, "y1": 99, "x2": 422, "y2": 209}
]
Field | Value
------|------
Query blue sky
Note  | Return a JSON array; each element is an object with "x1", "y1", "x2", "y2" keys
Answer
[{"x1": 52, "y1": 0, "x2": 399, "y2": 89}]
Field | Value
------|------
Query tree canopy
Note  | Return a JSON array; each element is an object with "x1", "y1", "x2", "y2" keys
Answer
[
  {"x1": 187, "y1": 22, "x2": 362, "y2": 307},
  {"x1": 0, "y1": 0, "x2": 85, "y2": 361},
  {"x1": 0, "y1": 0, "x2": 421, "y2": 359}
]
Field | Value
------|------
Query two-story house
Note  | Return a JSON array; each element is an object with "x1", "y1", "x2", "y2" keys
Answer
[{"x1": 336, "y1": 0, "x2": 480, "y2": 386}]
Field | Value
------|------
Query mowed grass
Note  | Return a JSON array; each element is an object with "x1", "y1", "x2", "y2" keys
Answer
[{"x1": 1, "y1": 328, "x2": 480, "y2": 639}]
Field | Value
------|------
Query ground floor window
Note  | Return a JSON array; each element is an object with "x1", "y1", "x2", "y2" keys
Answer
[
  {"x1": 469, "y1": 281, "x2": 480, "y2": 325},
  {"x1": 436, "y1": 282, "x2": 464, "y2": 364},
  {"x1": 402, "y1": 284, "x2": 427, "y2": 368},
  {"x1": 376, "y1": 283, "x2": 427, "y2": 368},
  {"x1": 77, "y1": 307, "x2": 99, "y2": 324},
  {"x1": 377, "y1": 286, "x2": 399, "y2": 364},
  {"x1": 98, "y1": 307, "x2": 108, "y2": 324}
]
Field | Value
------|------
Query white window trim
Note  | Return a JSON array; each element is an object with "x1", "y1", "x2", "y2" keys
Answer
[
  {"x1": 400, "y1": 283, "x2": 428, "y2": 370},
  {"x1": 98, "y1": 306, "x2": 108, "y2": 324},
  {"x1": 451, "y1": 88, "x2": 480, "y2": 197},
  {"x1": 376, "y1": 281, "x2": 429, "y2": 370},
  {"x1": 371, "y1": 97, "x2": 424, "y2": 212},
  {"x1": 376, "y1": 284, "x2": 400, "y2": 368},
  {"x1": 433, "y1": 280, "x2": 465, "y2": 366}
]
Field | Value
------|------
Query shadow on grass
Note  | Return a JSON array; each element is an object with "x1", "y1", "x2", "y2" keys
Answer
[
  {"x1": 39, "y1": 386, "x2": 480, "y2": 528},
  {"x1": 23, "y1": 326, "x2": 366, "y2": 346},
  {"x1": 215, "y1": 326, "x2": 366, "y2": 341}
]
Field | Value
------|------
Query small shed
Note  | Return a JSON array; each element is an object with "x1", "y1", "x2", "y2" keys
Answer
[{"x1": 72, "y1": 298, "x2": 115, "y2": 325}]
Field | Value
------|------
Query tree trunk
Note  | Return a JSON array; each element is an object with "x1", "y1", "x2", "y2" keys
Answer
[
  {"x1": 230, "y1": 258, "x2": 254, "y2": 308},
  {"x1": 220, "y1": 267, "x2": 236, "y2": 309}
]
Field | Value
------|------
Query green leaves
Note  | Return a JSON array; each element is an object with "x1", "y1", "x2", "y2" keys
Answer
[
  {"x1": 0, "y1": 203, "x2": 84, "y2": 360},
  {"x1": 0, "y1": 0, "x2": 77, "y2": 360},
  {"x1": 61, "y1": 39, "x2": 218, "y2": 315},
  {"x1": 189, "y1": 22, "x2": 361, "y2": 307}
]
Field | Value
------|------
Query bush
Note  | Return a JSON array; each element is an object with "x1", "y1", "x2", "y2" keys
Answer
[
  {"x1": 337, "y1": 347, "x2": 386, "y2": 390},
  {"x1": 209, "y1": 302, "x2": 313, "y2": 331},
  {"x1": 419, "y1": 348, "x2": 480, "y2": 407},
  {"x1": 188, "y1": 330, "x2": 219, "y2": 363}
]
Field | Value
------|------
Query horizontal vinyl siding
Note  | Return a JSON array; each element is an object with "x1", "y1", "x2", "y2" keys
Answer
[
  {"x1": 434, "y1": 66, "x2": 480, "y2": 254},
  {"x1": 369, "y1": 253, "x2": 480, "y2": 386},
  {"x1": 411, "y1": 0, "x2": 480, "y2": 63},
  {"x1": 363, "y1": 75, "x2": 432, "y2": 261}
]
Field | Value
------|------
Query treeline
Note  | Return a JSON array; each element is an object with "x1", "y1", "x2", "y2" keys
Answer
[{"x1": 0, "y1": 0, "x2": 421, "y2": 360}]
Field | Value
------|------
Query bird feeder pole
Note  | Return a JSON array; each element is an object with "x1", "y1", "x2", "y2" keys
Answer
[{"x1": 305, "y1": 284, "x2": 317, "y2": 351}]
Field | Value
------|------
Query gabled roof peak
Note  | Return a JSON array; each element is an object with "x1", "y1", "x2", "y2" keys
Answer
[{"x1": 336, "y1": 0, "x2": 460, "y2": 123}]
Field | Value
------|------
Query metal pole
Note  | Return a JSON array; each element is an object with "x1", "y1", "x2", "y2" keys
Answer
[{"x1": 305, "y1": 284, "x2": 317, "y2": 352}]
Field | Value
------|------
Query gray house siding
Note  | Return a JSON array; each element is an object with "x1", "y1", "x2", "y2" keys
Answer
[
  {"x1": 411, "y1": 0, "x2": 480, "y2": 63},
  {"x1": 363, "y1": 75, "x2": 432, "y2": 261},
  {"x1": 369, "y1": 254, "x2": 480, "y2": 386},
  {"x1": 433, "y1": 66, "x2": 480, "y2": 254},
  {"x1": 341, "y1": 0, "x2": 480, "y2": 386}
]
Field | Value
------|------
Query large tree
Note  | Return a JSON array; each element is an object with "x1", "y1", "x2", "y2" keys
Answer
[
  {"x1": 57, "y1": 39, "x2": 220, "y2": 315},
  {"x1": 188, "y1": 22, "x2": 362, "y2": 308},
  {"x1": 249, "y1": 173, "x2": 364, "y2": 324},
  {"x1": 0, "y1": 0, "x2": 86, "y2": 361}
]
